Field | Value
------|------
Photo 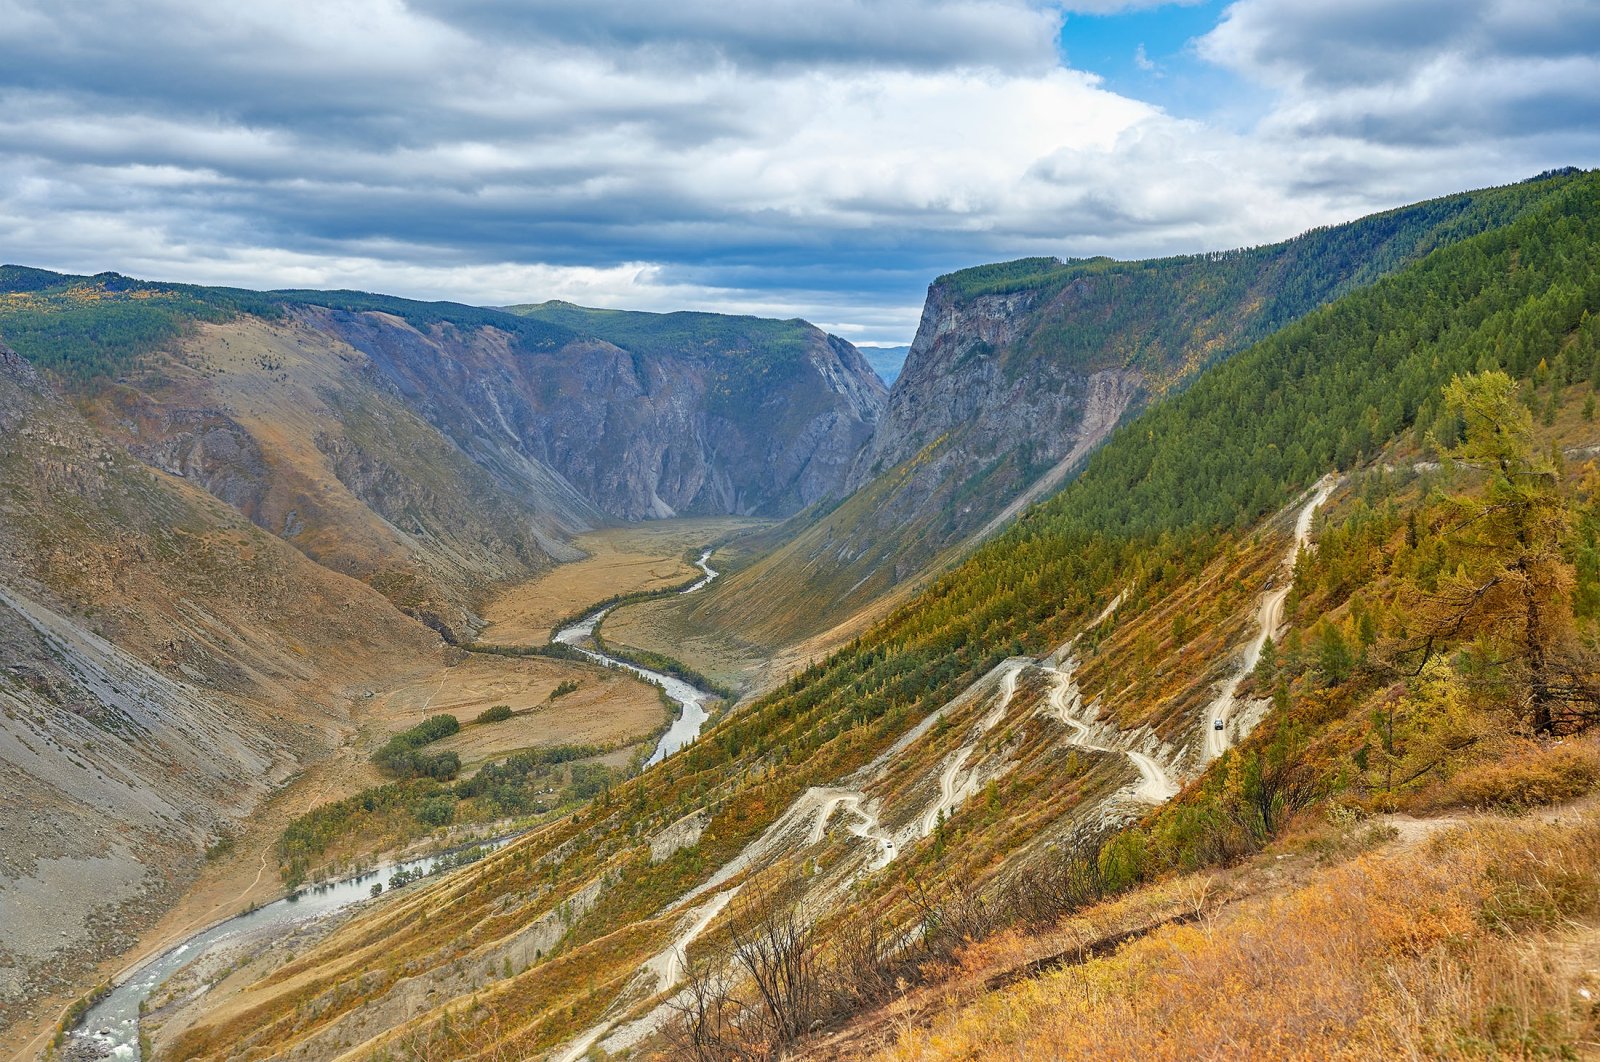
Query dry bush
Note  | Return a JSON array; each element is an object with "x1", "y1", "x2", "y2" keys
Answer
[
  {"x1": 876, "y1": 814, "x2": 1600, "y2": 1061},
  {"x1": 822, "y1": 914, "x2": 911, "y2": 1015},
  {"x1": 663, "y1": 879, "x2": 826, "y2": 1059},
  {"x1": 1001, "y1": 844, "x2": 1110, "y2": 931},
  {"x1": 1444, "y1": 739, "x2": 1600, "y2": 810}
]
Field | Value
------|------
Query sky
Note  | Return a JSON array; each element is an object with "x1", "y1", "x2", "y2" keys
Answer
[{"x1": 1, "y1": 1, "x2": 1596, "y2": 345}]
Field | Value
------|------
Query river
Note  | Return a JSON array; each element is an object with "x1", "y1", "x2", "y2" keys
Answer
[
  {"x1": 553, "y1": 548, "x2": 720, "y2": 766},
  {"x1": 65, "y1": 839, "x2": 511, "y2": 1060},
  {"x1": 63, "y1": 549, "x2": 723, "y2": 1059}
]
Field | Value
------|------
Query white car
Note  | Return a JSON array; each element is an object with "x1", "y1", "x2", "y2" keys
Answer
[{"x1": 1212, "y1": 719, "x2": 1225, "y2": 731}]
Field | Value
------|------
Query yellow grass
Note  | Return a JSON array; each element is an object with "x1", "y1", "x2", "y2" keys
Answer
[
  {"x1": 479, "y1": 518, "x2": 761, "y2": 644},
  {"x1": 375, "y1": 653, "x2": 663, "y2": 767},
  {"x1": 876, "y1": 813, "x2": 1600, "y2": 1061}
]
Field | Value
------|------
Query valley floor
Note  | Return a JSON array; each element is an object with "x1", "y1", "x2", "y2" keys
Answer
[{"x1": 0, "y1": 518, "x2": 759, "y2": 1062}]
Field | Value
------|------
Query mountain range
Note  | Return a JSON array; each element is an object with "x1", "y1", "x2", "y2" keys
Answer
[{"x1": 4, "y1": 167, "x2": 1599, "y2": 1061}]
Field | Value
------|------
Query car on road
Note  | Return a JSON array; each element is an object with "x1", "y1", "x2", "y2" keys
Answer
[{"x1": 1213, "y1": 718, "x2": 1225, "y2": 731}]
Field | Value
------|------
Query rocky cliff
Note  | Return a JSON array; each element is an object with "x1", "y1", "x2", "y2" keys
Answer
[{"x1": 495, "y1": 303, "x2": 887, "y2": 518}]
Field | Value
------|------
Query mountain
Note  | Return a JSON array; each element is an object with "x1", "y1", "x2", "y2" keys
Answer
[
  {"x1": 504, "y1": 301, "x2": 886, "y2": 518},
  {"x1": 154, "y1": 170, "x2": 1600, "y2": 1060},
  {"x1": 855, "y1": 344, "x2": 910, "y2": 385},
  {"x1": 0, "y1": 275, "x2": 885, "y2": 637},
  {"x1": 0, "y1": 274, "x2": 884, "y2": 1037},
  {"x1": 657, "y1": 173, "x2": 1586, "y2": 662},
  {"x1": 0, "y1": 338, "x2": 447, "y2": 1022}
]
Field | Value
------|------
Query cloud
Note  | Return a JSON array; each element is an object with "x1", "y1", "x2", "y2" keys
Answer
[
  {"x1": 1200, "y1": 0, "x2": 1600, "y2": 146},
  {"x1": 1058, "y1": 0, "x2": 1206, "y2": 12},
  {"x1": 414, "y1": 0, "x2": 1065, "y2": 71},
  {"x1": 0, "y1": 0, "x2": 1593, "y2": 344}
]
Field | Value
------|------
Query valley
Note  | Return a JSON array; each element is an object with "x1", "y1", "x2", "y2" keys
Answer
[
  {"x1": 3, "y1": 167, "x2": 1600, "y2": 1062},
  {"x1": 3, "y1": 518, "x2": 738, "y2": 1062}
]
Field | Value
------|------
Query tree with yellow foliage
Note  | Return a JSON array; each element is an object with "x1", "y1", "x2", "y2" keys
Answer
[{"x1": 1407, "y1": 371, "x2": 1597, "y2": 733}]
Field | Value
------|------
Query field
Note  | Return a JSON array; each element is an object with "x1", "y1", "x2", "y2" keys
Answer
[
  {"x1": 379, "y1": 655, "x2": 664, "y2": 769},
  {"x1": 478, "y1": 518, "x2": 765, "y2": 644}
]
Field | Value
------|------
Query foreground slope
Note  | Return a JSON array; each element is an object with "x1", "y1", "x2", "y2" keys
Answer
[{"x1": 159, "y1": 171, "x2": 1600, "y2": 1060}]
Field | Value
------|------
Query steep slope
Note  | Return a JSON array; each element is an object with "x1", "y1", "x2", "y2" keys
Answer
[
  {"x1": 670, "y1": 171, "x2": 1586, "y2": 657},
  {"x1": 0, "y1": 340, "x2": 447, "y2": 1030},
  {"x1": 83, "y1": 311, "x2": 593, "y2": 639},
  {"x1": 504, "y1": 302, "x2": 887, "y2": 518},
  {"x1": 157, "y1": 171, "x2": 1600, "y2": 1060}
]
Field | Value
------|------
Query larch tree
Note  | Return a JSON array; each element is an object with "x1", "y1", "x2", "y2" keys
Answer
[{"x1": 1408, "y1": 371, "x2": 1597, "y2": 732}]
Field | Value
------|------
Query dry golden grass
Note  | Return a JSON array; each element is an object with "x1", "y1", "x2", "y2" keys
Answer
[
  {"x1": 1443, "y1": 738, "x2": 1600, "y2": 811},
  {"x1": 479, "y1": 518, "x2": 761, "y2": 644},
  {"x1": 874, "y1": 813, "x2": 1600, "y2": 1062},
  {"x1": 374, "y1": 653, "x2": 664, "y2": 766}
]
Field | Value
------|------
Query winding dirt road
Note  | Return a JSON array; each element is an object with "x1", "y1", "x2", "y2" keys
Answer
[{"x1": 1203, "y1": 475, "x2": 1338, "y2": 760}]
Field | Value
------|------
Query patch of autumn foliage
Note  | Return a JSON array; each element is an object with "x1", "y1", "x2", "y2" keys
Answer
[{"x1": 877, "y1": 808, "x2": 1600, "y2": 1061}]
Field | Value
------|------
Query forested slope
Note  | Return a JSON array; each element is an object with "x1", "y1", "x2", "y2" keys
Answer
[
  {"x1": 162, "y1": 172, "x2": 1600, "y2": 1059},
  {"x1": 663, "y1": 170, "x2": 1592, "y2": 664}
]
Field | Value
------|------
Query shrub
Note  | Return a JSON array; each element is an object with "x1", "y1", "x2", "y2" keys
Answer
[
  {"x1": 475, "y1": 704, "x2": 514, "y2": 724},
  {"x1": 1445, "y1": 742, "x2": 1600, "y2": 810},
  {"x1": 373, "y1": 714, "x2": 461, "y2": 776},
  {"x1": 415, "y1": 796, "x2": 456, "y2": 828}
]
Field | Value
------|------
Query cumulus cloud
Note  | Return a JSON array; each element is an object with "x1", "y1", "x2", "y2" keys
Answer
[
  {"x1": 415, "y1": 0, "x2": 1065, "y2": 71},
  {"x1": 0, "y1": 0, "x2": 1593, "y2": 343}
]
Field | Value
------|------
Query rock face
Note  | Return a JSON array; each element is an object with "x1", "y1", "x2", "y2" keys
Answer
[
  {"x1": 344, "y1": 303, "x2": 887, "y2": 521},
  {"x1": 844, "y1": 278, "x2": 1145, "y2": 548}
]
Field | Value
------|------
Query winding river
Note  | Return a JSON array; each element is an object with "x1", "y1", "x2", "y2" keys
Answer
[
  {"x1": 65, "y1": 839, "x2": 511, "y2": 1060},
  {"x1": 64, "y1": 549, "x2": 722, "y2": 1058},
  {"x1": 554, "y1": 548, "x2": 721, "y2": 766}
]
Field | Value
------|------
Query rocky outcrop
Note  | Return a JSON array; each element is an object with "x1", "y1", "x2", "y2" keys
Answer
[{"x1": 330, "y1": 305, "x2": 886, "y2": 522}]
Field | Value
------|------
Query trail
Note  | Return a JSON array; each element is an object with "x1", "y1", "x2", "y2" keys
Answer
[
  {"x1": 546, "y1": 588, "x2": 1160, "y2": 1060},
  {"x1": 1126, "y1": 750, "x2": 1179, "y2": 803},
  {"x1": 919, "y1": 663, "x2": 1023, "y2": 837},
  {"x1": 1203, "y1": 475, "x2": 1338, "y2": 760},
  {"x1": 1041, "y1": 647, "x2": 1177, "y2": 804},
  {"x1": 548, "y1": 480, "x2": 1341, "y2": 1058},
  {"x1": 557, "y1": 887, "x2": 745, "y2": 1062},
  {"x1": 644, "y1": 888, "x2": 740, "y2": 989},
  {"x1": 228, "y1": 847, "x2": 272, "y2": 910},
  {"x1": 554, "y1": 660, "x2": 1033, "y2": 1059}
]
